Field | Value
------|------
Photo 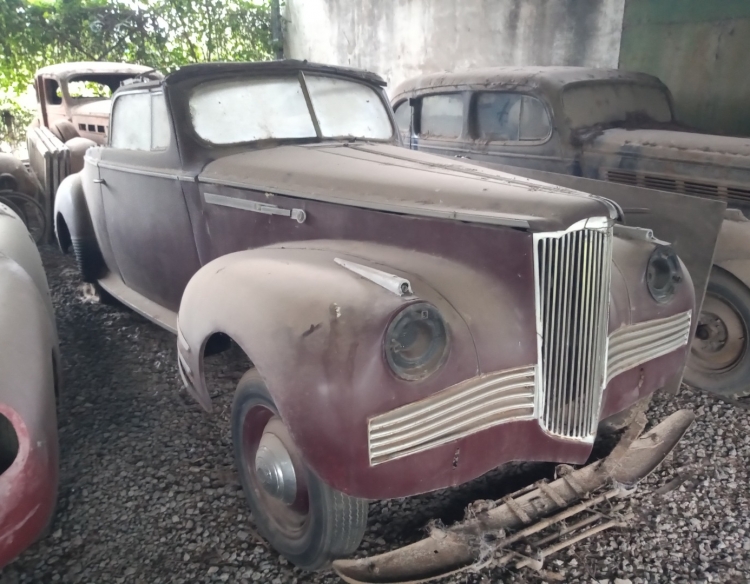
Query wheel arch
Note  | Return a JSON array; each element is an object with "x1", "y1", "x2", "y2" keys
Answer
[{"x1": 53, "y1": 172, "x2": 96, "y2": 253}]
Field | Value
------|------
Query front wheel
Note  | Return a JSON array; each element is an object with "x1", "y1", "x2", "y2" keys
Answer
[
  {"x1": 685, "y1": 268, "x2": 750, "y2": 397},
  {"x1": 231, "y1": 369, "x2": 368, "y2": 570}
]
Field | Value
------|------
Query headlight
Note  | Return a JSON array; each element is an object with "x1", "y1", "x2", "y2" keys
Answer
[
  {"x1": 646, "y1": 246, "x2": 683, "y2": 303},
  {"x1": 385, "y1": 302, "x2": 449, "y2": 381}
]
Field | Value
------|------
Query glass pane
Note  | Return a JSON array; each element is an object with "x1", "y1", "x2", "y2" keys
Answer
[
  {"x1": 420, "y1": 94, "x2": 463, "y2": 138},
  {"x1": 520, "y1": 96, "x2": 550, "y2": 140},
  {"x1": 476, "y1": 93, "x2": 522, "y2": 141},
  {"x1": 67, "y1": 81, "x2": 112, "y2": 99},
  {"x1": 111, "y1": 93, "x2": 151, "y2": 151},
  {"x1": 190, "y1": 77, "x2": 315, "y2": 144},
  {"x1": 562, "y1": 83, "x2": 672, "y2": 128},
  {"x1": 305, "y1": 75, "x2": 393, "y2": 139},
  {"x1": 151, "y1": 93, "x2": 170, "y2": 150},
  {"x1": 393, "y1": 101, "x2": 411, "y2": 133}
]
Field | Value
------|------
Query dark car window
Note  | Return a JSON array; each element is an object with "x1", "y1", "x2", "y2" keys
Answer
[
  {"x1": 420, "y1": 94, "x2": 463, "y2": 138},
  {"x1": 45, "y1": 79, "x2": 62, "y2": 105},
  {"x1": 111, "y1": 91, "x2": 170, "y2": 151},
  {"x1": 393, "y1": 101, "x2": 411, "y2": 134},
  {"x1": 476, "y1": 93, "x2": 550, "y2": 142}
]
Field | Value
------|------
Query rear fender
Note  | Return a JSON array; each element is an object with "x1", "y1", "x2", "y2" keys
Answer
[
  {"x1": 53, "y1": 172, "x2": 95, "y2": 253},
  {"x1": 713, "y1": 212, "x2": 750, "y2": 290}
]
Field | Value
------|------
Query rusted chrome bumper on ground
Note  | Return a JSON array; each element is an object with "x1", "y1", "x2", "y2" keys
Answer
[{"x1": 333, "y1": 409, "x2": 694, "y2": 584}]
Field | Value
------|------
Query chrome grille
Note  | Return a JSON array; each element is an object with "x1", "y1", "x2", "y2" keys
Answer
[
  {"x1": 368, "y1": 366, "x2": 535, "y2": 465},
  {"x1": 606, "y1": 311, "x2": 692, "y2": 383},
  {"x1": 534, "y1": 218, "x2": 613, "y2": 440}
]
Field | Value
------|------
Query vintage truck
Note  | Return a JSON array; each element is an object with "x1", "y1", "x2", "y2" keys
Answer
[
  {"x1": 0, "y1": 62, "x2": 162, "y2": 245},
  {"x1": 53, "y1": 60, "x2": 704, "y2": 579},
  {"x1": 392, "y1": 67, "x2": 750, "y2": 398}
]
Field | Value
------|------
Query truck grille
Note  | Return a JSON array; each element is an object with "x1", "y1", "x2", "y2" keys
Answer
[{"x1": 534, "y1": 219, "x2": 613, "y2": 440}]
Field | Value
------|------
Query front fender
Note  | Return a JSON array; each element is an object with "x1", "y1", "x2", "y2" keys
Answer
[{"x1": 53, "y1": 171, "x2": 95, "y2": 252}]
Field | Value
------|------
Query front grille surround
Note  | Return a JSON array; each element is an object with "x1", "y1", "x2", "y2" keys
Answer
[{"x1": 533, "y1": 217, "x2": 613, "y2": 441}]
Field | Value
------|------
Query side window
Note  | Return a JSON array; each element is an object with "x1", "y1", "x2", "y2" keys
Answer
[
  {"x1": 393, "y1": 101, "x2": 411, "y2": 134},
  {"x1": 476, "y1": 93, "x2": 550, "y2": 142},
  {"x1": 111, "y1": 92, "x2": 170, "y2": 151},
  {"x1": 420, "y1": 94, "x2": 463, "y2": 138}
]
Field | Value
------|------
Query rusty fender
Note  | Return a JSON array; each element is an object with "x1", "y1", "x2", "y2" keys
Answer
[
  {"x1": 0, "y1": 256, "x2": 59, "y2": 569},
  {"x1": 332, "y1": 409, "x2": 695, "y2": 584},
  {"x1": 712, "y1": 210, "x2": 750, "y2": 291}
]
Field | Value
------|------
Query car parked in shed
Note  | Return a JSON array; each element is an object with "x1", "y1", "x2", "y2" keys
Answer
[
  {"x1": 391, "y1": 67, "x2": 750, "y2": 397},
  {"x1": 55, "y1": 60, "x2": 696, "y2": 571},
  {"x1": 0, "y1": 204, "x2": 60, "y2": 568}
]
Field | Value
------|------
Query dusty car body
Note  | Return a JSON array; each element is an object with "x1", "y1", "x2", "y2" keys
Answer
[
  {"x1": 55, "y1": 60, "x2": 696, "y2": 572},
  {"x1": 392, "y1": 67, "x2": 750, "y2": 397},
  {"x1": 34, "y1": 61, "x2": 163, "y2": 145},
  {"x1": 0, "y1": 204, "x2": 60, "y2": 568}
]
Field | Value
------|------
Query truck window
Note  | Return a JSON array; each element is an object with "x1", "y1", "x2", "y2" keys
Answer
[
  {"x1": 111, "y1": 92, "x2": 170, "y2": 151},
  {"x1": 476, "y1": 93, "x2": 550, "y2": 142},
  {"x1": 562, "y1": 82, "x2": 672, "y2": 128},
  {"x1": 44, "y1": 79, "x2": 62, "y2": 105},
  {"x1": 420, "y1": 94, "x2": 463, "y2": 138},
  {"x1": 67, "y1": 81, "x2": 112, "y2": 99}
]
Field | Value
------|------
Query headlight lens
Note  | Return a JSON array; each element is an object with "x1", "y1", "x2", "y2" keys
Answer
[
  {"x1": 646, "y1": 246, "x2": 683, "y2": 303},
  {"x1": 385, "y1": 302, "x2": 449, "y2": 381}
]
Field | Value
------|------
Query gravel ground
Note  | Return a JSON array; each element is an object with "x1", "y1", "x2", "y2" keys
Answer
[{"x1": 2, "y1": 247, "x2": 749, "y2": 584}]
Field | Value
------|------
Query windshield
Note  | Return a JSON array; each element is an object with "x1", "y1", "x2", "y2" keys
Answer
[
  {"x1": 189, "y1": 74, "x2": 393, "y2": 144},
  {"x1": 562, "y1": 82, "x2": 672, "y2": 129}
]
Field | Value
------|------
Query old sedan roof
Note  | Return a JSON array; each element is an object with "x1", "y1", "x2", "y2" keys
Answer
[
  {"x1": 164, "y1": 59, "x2": 387, "y2": 87},
  {"x1": 36, "y1": 61, "x2": 158, "y2": 80},
  {"x1": 392, "y1": 66, "x2": 664, "y2": 98}
]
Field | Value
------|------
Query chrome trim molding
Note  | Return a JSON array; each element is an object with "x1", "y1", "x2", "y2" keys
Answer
[
  {"x1": 368, "y1": 366, "x2": 535, "y2": 465},
  {"x1": 205, "y1": 192, "x2": 307, "y2": 223},
  {"x1": 533, "y1": 217, "x2": 613, "y2": 441},
  {"x1": 334, "y1": 258, "x2": 413, "y2": 297},
  {"x1": 606, "y1": 310, "x2": 692, "y2": 383}
]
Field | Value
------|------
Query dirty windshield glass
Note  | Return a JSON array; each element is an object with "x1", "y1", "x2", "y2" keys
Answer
[
  {"x1": 562, "y1": 82, "x2": 672, "y2": 129},
  {"x1": 190, "y1": 75, "x2": 393, "y2": 144}
]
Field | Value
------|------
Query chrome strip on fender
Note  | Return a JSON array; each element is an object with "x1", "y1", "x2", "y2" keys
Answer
[
  {"x1": 204, "y1": 192, "x2": 307, "y2": 223},
  {"x1": 368, "y1": 366, "x2": 535, "y2": 465},
  {"x1": 334, "y1": 258, "x2": 413, "y2": 297},
  {"x1": 606, "y1": 310, "x2": 692, "y2": 383}
]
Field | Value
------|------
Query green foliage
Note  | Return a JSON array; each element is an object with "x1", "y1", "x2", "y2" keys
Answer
[
  {"x1": 0, "y1": 0, "x2": 274, "y2": 93},
  {"x1": 0, "y1": 0, "x2": 274, "y2": 149},
  {"x1": 0, "y1": 94, "x2": 35, "y2": 153}
]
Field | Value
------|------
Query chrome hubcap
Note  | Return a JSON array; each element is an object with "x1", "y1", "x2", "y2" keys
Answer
[
  {"x1": 255, "y1": 432, "x2": 297, "y2": 505},
  {"x1": 691, "y1": 295, "x2": 746, "y2": 373}
]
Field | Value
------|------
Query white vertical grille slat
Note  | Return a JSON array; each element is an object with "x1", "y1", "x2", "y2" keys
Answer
[{"x1": 535, "y1": 219, "x2": 613, "y2": 440}]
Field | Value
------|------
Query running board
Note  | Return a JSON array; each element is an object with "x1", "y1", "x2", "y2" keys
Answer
[{"x1": 97, "y1": 272, "x2": 178, "y2": 334}]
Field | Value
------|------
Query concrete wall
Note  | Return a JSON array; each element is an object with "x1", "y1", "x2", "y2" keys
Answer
[
  {"x1": 285, "y1": 0, "x2": 626, "y2": 91},
  {"x1": 619, "y1": 0, "x2": 750, "y2": 137}
]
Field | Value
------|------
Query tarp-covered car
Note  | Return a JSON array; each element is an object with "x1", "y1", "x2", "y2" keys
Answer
[
  {"x1": 0, "y1": 204, "x2": 60, "y2": 568},
  {"x1": 55, "y1": 60, "x2": 696, "y2": 575}
]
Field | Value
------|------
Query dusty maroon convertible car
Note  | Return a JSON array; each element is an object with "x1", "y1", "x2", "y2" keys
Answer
[
  {"x1": 0, "y1": 205, "x2": 60, "y2": 568},
  {"x1": 55, "y1": 61, "x2": 694, "y2": 573}
]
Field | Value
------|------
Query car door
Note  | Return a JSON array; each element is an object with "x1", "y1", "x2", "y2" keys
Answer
[
  {"x1": 462, "y1": 91, "x2": 574, "y2": 174},
  {"x1": 98, "y1": 88, "x2": 200, "y2": 312},
  {"x1": 413, "y1": 92, "x2": 472, "y2": 159}
]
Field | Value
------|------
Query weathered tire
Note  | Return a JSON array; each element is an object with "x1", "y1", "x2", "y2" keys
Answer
[
  {"x1": 685, "y1": 268, "x2": 750, "y2": 397},
  {"x1": 71, "y1": 238, "x2": 104, "y2": 283},
  {"x1": 231, "y1": 369, "x2": 368, "y2": 570}
]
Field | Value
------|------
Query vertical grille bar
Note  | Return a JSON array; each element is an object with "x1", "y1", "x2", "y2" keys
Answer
[{"x1": 535, "y1": 219, "x2": 613, "y2": 440}]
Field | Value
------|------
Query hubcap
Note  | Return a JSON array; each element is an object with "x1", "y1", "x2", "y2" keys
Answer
[
  {"x1": 255, "y1": 432, "x2": 297, "y2": 505},
  {"x1": 691, "y1": 294, "x2": 747, "y2": 373}
]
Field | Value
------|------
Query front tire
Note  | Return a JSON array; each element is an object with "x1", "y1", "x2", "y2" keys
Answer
[
  {"x1": 685, "y1": 268, "x2": 750, "y2": 397},
  {"x1": 231, "y1": 369, "x2": 368, "y2": 570}
]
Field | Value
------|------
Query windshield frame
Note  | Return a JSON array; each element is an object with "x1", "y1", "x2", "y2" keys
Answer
[
  {"x1": 186, "y1": 71, "x2": 398, "y2": 147},
  {"x1": 561, "y1": 79, "x2": 675, "y2": 130}
]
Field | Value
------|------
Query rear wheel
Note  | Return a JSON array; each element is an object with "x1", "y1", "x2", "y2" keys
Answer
[
  {"x1": 685, "y1": 268, "x2": 750, "y2": 398},
  {"x1": 231, "y1": 369, "x2": 368, "y2": 570}
]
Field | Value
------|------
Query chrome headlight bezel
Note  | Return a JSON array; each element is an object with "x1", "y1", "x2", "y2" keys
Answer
[
  {"x1": 646, "y1": 245, "x2": 683, "y2": 304},
  {"x1": 384, "y1": 302, "x2": 449, "y2": 381}
]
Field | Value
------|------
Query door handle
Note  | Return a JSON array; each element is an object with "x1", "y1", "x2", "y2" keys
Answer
[{"x1": 93, "y1": 178, "x2": 106, "y2": 185}]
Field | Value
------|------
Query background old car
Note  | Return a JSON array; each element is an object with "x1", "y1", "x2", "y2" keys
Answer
[
  {"x1": 55, "y1": 60, "x2": 696, "y2": 571},
  {"x1": 391, "y1": 67, "x2": 750, "y2": 398},
  {"x1": 0, "y1": 203, "x2": 60, "y2": 568}
]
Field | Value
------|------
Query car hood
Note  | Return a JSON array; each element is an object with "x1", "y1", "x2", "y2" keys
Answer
[
  {"x1": 199, "y1": 142, "x2": 616, "y2": 232},
  {"x1": 587, "y1": 128, "x2": 750, "y2": 171}
]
